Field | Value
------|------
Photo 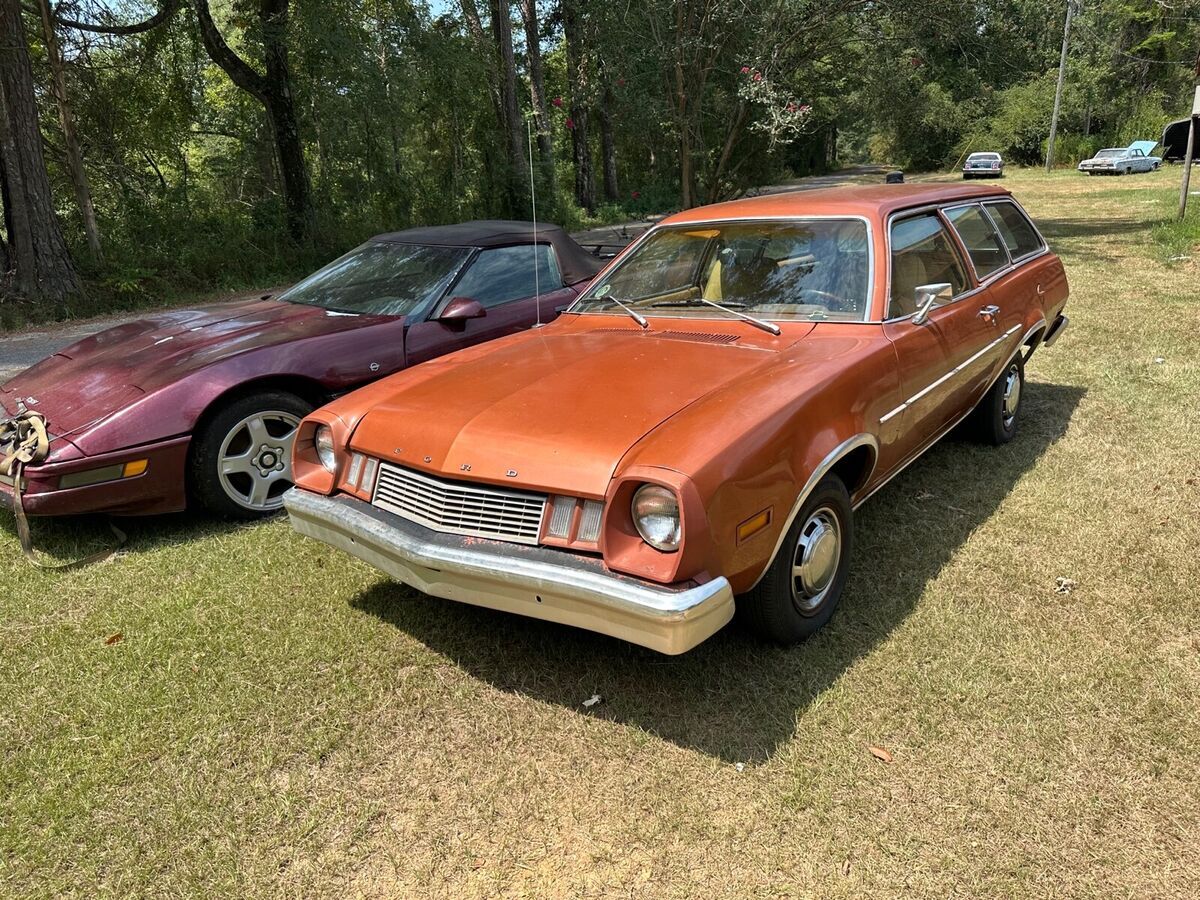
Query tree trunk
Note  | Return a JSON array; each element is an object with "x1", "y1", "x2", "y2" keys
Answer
[
  {"x1": 562, "y1": 0, "x2": 595, "y2": 213},
  {"x1": 489, "y1": 0, "x2": 529, "y2": 216},
  {"x1": 598, "y1": 82, "x2": 619, "y2": 201},
  {"x1": 0, "y1": 0, "x2": 83, "y2": 306},
  {"x1": 195, "y1": 0, "x2": 313, "y2": 243},
  {"x1": 518, "y1": 0, "x2": 555, "y2": 198},
  {"x1": 36, "y1": 0, "x2": 102, "y2": 262}
]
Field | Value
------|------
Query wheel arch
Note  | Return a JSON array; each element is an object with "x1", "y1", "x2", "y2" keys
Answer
[
  {"x1": 184, "y1": 375, "x2": 333, "y2": 499},
  {"x1": 747, "y1": 432, "x2": 878, "y2": 591}
]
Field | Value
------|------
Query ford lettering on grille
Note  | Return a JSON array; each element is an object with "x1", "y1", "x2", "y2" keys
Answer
[{"x1": 372, "y1": 463, "x2": 547, "y2": 544}]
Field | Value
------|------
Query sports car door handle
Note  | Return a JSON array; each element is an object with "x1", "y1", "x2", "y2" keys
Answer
[{"x1": 978, "y1": 304, "x2": 1000, "y2": 323}]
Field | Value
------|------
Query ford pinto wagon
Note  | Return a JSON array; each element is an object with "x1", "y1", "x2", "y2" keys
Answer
[{"x1": 285, "y1": 184, "x2": 1070, "y2": 654}]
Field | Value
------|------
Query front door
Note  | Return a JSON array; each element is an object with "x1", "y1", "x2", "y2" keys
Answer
[{"x1": 882, "y1": 210, "x2": 999, "y2": 465}]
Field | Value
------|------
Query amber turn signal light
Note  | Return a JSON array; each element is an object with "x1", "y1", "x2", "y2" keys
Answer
[
  {"x1": 122, "y1": 459, "x2": 149, "y2": 477},
  {"x1": 736, "y1": 508, "x2": 772, "y2": 543}
]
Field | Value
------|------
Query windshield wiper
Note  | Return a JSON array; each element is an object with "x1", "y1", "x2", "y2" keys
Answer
[
  {"x1": 600, "y1": 295, "x2": 649, "y2": 329},
  {"x1": 650, "y1": 296, "x2": 780, "y2": 335},
  {"x1": 650, "y1": 299, "x2": 748, "y2": 309}
]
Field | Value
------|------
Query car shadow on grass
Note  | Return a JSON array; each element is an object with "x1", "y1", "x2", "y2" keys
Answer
[{"x1": 349, "y1": 381, "x2": 1084, "y2": 764}]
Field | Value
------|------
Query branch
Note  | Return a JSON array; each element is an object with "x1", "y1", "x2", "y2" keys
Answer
[
  {"x1": 52, "y1": 0, "x2": 181, "y2": 35},
  {"x1": 194, "y1": 0, "x2": 268, "y2": 104}
]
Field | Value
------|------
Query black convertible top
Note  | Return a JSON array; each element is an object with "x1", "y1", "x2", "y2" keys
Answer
[{"x1": 373, "y1": 219, "x2": 604, "y2": 286}]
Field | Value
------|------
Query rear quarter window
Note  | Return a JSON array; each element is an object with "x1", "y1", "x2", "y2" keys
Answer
[{"x1": 986, "y1": 201, "x2": 1045, "y2": 261}]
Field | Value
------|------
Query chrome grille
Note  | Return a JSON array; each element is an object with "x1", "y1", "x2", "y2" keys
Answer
[{"x1": 372, "y1": 463, "x2": 546, "y2": 544}]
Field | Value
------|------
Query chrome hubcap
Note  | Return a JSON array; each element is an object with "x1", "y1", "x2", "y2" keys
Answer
[
  {"x1": 1001, "y1": 365, "x2": 1021, "y2": 428},
  {"x1": 791, "y1": 506, "x2": 842, "y2": 614},
  {"x1": 217, "y1": 411, "x2": 300, "y2": 511}
]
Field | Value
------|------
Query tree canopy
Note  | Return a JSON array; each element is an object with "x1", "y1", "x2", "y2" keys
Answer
[{"x1": 0, "y1": 0, "x2": 1196, "y2": 321}]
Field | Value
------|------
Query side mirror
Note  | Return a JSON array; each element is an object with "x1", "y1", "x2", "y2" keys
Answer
[
  {"x1": 438, "y1": 296, "x2": 486, "y2": 323},
  {"x1": 911, "y1": 282, "x2": 953, "y2": 325}
]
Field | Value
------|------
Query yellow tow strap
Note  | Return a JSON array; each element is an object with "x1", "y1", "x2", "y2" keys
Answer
[{"x1": 0, "y1": 409, "x2": 126, "y2": 570}]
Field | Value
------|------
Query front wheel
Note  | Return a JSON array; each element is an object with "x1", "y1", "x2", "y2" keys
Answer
[
  {"x1": 190, "y1": 390, "x2": 313, "y2": 518},
  {"x1": 967, "y1": 354, "x2": 1024, "y2": 445},
  {"x1": 739, "y1": 475, "x2": 853, "y2": 644}
]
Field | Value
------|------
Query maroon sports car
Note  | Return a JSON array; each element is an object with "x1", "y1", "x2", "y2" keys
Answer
[{"x1": 0, "y1": 221, "x2": 602, "y2": 518}]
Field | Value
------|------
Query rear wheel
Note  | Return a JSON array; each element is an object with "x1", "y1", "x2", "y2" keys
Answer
[
  {"x1": 190, "y1": 391, "x2": 312, "y2": 518},
  {"x1": 739, "y1": 475, "x2": 853, "y2": 644},
  {"x1": 967, "y1": 354, "x2": 1024, "y2": 445}
]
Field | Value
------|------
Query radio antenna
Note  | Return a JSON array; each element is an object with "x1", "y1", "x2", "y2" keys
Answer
[{"x1": 527, "y1": 119, "x2": 542, "y2": 328}]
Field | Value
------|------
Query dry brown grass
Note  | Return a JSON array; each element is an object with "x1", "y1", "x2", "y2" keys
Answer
[{"x1": 2, "y1": 167, "x2": 1198, "y2": 898}]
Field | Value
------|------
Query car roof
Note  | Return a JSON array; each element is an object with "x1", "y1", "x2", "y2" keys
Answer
[
  {"x1": 660, "y1": 182, "x2": 1014, "y2": 225},
  {"x1": 968, "y1": 151, "x2": 1000, "y2": 156}
]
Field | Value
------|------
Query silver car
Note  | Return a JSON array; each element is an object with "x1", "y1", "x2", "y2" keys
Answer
[
  {"x1": 962, "y1": 152, "x2": 1004, "y2": 179},
  {"x1": 1078, "y1": 142, "x2": 1162, "y2": 175}
]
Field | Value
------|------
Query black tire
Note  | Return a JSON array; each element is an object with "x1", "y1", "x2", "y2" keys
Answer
[
  {"x1": 962, "y1": 173, "x2": 972, "y2": 180},
  {"x1": 739, "y1": 474, "x2": 854, "y2": 644},
  {"x1": 190, "y1": 390, "x2": 313, "y2": 519},
  {"x1": 967, "y1": 353, "x2": 1024, "y2": 446}
]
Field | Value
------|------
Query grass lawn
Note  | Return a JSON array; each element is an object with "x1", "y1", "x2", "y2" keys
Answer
[{"x1": 2, "y1": 168, "x2": 1198, "y2": 897}]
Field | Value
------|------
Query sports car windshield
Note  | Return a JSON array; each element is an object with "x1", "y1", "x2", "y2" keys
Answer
[
  {"x1": 279, "y1": 241, "x2": 471, "y2": 316},
  {"x1": 573, "y1": 218, "x2": 870, "y2": 322}
]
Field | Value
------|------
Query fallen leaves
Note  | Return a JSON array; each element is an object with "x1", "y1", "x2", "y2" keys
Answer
[
  {"x1": 104, "y1": 632, "x2": 123, "y2": 646},
  {"x1": 1054, "y1": 577, "x2": 1077, "y2": 595},
  {"x1": 867, "y1": 745, "x2": 893, "y2": 764}
]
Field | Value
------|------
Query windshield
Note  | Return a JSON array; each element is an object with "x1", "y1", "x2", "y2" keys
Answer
[
  {"x1": 279, "y1": 241, "x2": 471, "y2": 316},
  {"x1": 573, "y1": 219, "x2": 871, "y2": 322},
  {"x1": 969, "y1": 153, "x2": 999, "y2": 161},
  {"x1": 1096, "y1": 149, "x2": 1124, "y2": 158}
]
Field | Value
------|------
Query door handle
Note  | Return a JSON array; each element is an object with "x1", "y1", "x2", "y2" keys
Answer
[{"x1": 978, "y1": 304, "x2": 1000, "y2": 323}]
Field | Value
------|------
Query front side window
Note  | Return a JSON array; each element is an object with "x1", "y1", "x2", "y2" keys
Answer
[
  {"x1": 450, "y1": 244, "x2": 563, "y2": 308},
  {"x1": 986, "y1": 201, "x2": 1044, "y2": 260},
  {"x1": 574, "y1": 218, "x2": 871, "y2": 322},
  {"x1": 888, "y1": 213, "x2": 970, "y2": 319},
  {"x1": 279, "y1": 241, "x2": 471, "y2": 316},
  {"x1": 944, "y1": 204, "x2": 1010, "y2": 280}
]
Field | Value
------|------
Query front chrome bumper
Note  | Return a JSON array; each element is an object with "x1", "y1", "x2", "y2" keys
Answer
[{"x1": 284, "y1": 489, "x2": 735, "y2": 654}]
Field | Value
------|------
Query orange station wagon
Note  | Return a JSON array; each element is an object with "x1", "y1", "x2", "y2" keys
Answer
[{"x1": 285, "y1": 184, "x2": 1069, "y2": 654}]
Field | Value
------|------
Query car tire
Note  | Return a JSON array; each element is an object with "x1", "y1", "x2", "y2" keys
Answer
[
  {"x1": 968, "y1": 353, "x2": 1024, "y2": 446},
  {"x1": 962, "y1": 174, "x2": 971, "y2": 180},
  {"x1": 190, "y1": 390, "x2": 313, "y2": 519},
  {"x1": 739, "y1": 475, "x2": 853, "y2": 645}
]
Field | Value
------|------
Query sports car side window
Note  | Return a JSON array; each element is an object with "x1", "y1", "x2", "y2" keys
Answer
[
  {"x1": 985, "y1": 201, "x2": 1044, "y2": 261},
  {"x1": 888, "y1": 213, "x2": 970, "y2": 319},
  {"x1": 944, "y1": 204, "x2": 1010, "y2": 279},
  {"x1": 451, "y1": 245, "x2": 564, "y2": 308}
]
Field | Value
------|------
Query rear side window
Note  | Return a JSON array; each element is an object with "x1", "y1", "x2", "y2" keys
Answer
[
  {"x1": 986, "y1": 201, "x2": 1044, "y2": 260},
  {"x1": 888, "y1": 213, "x2": 970, "y2": 319},
  {"x1": 944, "y1": 204, "x2": 1010, "y2": 279}
]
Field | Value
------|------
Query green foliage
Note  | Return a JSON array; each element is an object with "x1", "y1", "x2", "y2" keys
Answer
[{"x1": 3, "y1": 0, "x2": 1197, "y2": 327}]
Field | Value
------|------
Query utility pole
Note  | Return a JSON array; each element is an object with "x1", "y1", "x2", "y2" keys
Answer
[
  {"x1": 1045, "y1": 0, "x2": 1077, "y2": 173},
  {"x1": 1178, "y1": 48, "x2": 1200, "y2": 221}
]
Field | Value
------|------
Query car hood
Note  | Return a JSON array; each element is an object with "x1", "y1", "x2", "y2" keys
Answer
[
  {"x1": 0, "y1": 299, "x2": 391, "y2": 438},
  {"x1": 349, "y1": 324, "x2": 803, "y2": 497}
]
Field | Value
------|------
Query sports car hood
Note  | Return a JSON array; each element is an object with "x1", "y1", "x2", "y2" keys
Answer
[
  {"x1": 0, "y1": 298, "x2": 391, "y2": 438},
  {"x1": 349, "y1": 324, "x2": 801, "y2": 497}
]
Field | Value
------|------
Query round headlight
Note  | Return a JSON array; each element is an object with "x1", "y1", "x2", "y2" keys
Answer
[
  {"x1": 314, "y1": 425, "x2": 337, "y2": 473},
  {"x1": 631, "y1": 484, "x2": 681, "y2": 551}
]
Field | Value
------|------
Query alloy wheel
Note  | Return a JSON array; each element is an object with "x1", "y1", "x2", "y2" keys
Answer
[{"x1": 216, "y1": 410, "x2": 301, "y2": 511}]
